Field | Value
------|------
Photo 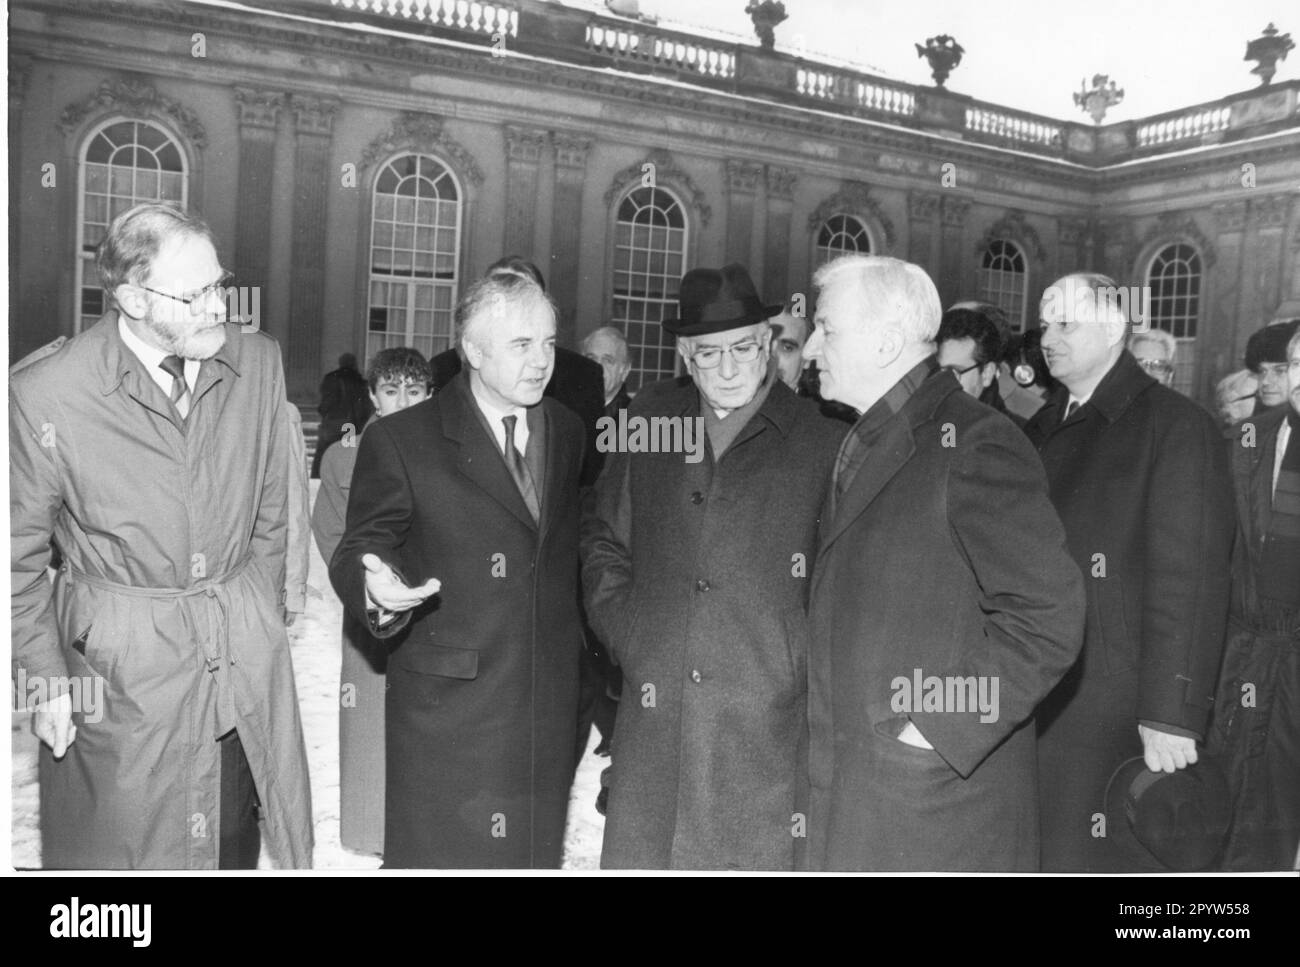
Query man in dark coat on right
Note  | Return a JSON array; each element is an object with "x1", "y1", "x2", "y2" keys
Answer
[
  {"x1": 803, "y1": 255, "x2": 1084, "y2": 872},
  {"x1": 1210, "y1": 321, "x2": 1300, "y2": 870},
  {"x1": 1026, "y1": 272, "x2": 1235, "y2": 872}
]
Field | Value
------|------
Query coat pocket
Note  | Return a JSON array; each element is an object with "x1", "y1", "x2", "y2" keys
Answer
[
  {"x1": 1095, "y1": 573, "x2": 1136, "y2": 676},
  {"x1": 395, "y1": 642, "x2": 479, "y2": 680}
]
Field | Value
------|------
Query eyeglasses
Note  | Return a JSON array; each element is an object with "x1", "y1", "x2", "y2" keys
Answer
[
  {"x1": 136, "y1": 271, "x2": 233, "y2": 314},
  {"x1": 943, "y1": 361, "x2": 983, "y2": 377},
  {"x1": 688, "y1": 341, "x2": 763, "y2": 370},
  {"x1": 1137, "y1": 359, "x2": 1174, "y2": 376}
]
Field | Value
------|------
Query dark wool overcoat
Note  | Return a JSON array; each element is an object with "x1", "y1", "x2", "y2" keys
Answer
[
  {"x1": 1025, "y1": 351, "x2": 1234, "y2": 872},
  {"x1": 582, "y1": 377, "x2": 844, "y2": 870},
  {"x1": 807, "y1": 369, "x2": 1085, "y2": 872},
  {"x1": 330, "y1": 372, "x2": 585, "y2": 869}
]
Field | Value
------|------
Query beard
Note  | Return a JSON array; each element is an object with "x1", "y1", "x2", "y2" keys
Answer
[{"x1": 143, "y1": 312, "x2": 227, "y2": 360}]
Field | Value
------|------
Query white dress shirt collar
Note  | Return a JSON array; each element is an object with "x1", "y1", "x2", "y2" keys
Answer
[
  {"x1": 117, "y1": 316, "x2": 198, "y2": 395},
  {"x1": 469, "y1": 377, "x2": 530, "y2": 456}
]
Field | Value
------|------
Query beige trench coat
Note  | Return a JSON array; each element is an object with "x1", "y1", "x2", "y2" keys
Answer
[{"x1": 9, "y1": 313, "x2": 313, "y2": 869}]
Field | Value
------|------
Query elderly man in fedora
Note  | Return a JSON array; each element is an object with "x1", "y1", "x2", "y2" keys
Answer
[{"x1": 581, "y1": 263, "x2": 845, "y2": 870}]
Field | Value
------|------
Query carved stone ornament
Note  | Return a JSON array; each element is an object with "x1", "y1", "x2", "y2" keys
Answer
[
  {"x1": 1057, "y1": 216, "x2": 1091, "y2": 247},
  {"x1": 766, "y1": 166, "x2": 796, "y2": 201},
  {"x1": 361, "y1": 111, "x2": 485, "y2": 185},
  {"x1": 808, "y1": 181, "x2": 897, "y2": 248},
  {"x1": 60, "y1": 73, "x2": 208, "y2": 148},
  {"x1": 1251, "y1": 193, "x2": 1292, "y2": 230},
  {"x1": 908, "y1": 190, "x2": 940, "y2": 221},
  {"x1": 603, "y1": 149, "x2": 712, "y2": 227},
  {"x1": 1140, "y1": 211, "x2": 1217, "y2": 268},
  {"x1": 975, "y1": 210, "x2": 1046, "y2": 260},
  {"x1": 552, "y1": 132, "x2": 592, "y2": 170},
  {"x1": 941, "y1": 196, "x2": 972, "y2": 228},
  {"x1": 234, "y1": 88, "x2": 285, "y2": 130},
  {"x1": 725, "y1": 160, "x2": 763, "y2": 194},
  {"x1": 1212, "y1": 200, "x2": 1249, "y2": 234},
  {"x1": 290, "y1": 94, "x2": 338, "y2": 137},
  {"x1": 505, "y1": 125, "x2": 548, "y2": 165}
]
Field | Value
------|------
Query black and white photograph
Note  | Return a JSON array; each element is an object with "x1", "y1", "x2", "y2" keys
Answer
[{"x1": 6, "y1": 0, "x2": 1299, "y2": 897}]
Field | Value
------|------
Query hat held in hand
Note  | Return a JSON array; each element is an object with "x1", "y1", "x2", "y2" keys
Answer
[
  {"x1": 662, "y1": 264, "x2": 782, "y2": 337},
  {"x1": 1103, "y1": 753, "x2": 1231, "y2": 872}
]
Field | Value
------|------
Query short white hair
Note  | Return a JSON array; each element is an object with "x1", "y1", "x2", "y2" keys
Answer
[
  {"x1": 1129, "y1": 327, "x2": 1177, "y2": 365},
  {"x1": 812, "y1": 255, "x2": 941, "y2": 345}
]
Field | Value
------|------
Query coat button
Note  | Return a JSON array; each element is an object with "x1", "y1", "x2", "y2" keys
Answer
[
  {"x1": 690, "y1": 669, "x2": 702, "y2": 683},
  {"x1": 696, "y1": 579, "x2": 710, "y2": 592},
  {"x1": 690, "y1": 491, "x2": 704, "y2": 505}
]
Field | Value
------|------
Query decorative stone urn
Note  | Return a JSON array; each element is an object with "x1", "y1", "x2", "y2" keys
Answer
[
  {"x1": 1073, "y1": 74, "x2": 1125, "y2": 124},
  {"x1": 1245, "y1": 23, "x2": 1294, "y2": 86},
  {"x1": 915, "y1": 34, "x2": 965, "y2": 88},
  {"x1": 745, "y1": 1, "x2": 788, "y2": 51}
]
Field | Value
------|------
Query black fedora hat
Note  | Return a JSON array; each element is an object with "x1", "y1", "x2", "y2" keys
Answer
[
  {"x1": 1103, "y1": 754, "x2": 1231, "y2": 872},
  {"x1": 662, "y1": 263, "x2": 782, "y2": 337}
]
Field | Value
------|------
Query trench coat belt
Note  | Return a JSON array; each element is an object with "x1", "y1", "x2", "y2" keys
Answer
[
  {"x1": 1226, "y1": 611, "x2": 1300, "y2": 649},
  {"x1": 63, "y1": 554, "x2": 254, "y2": 735}
]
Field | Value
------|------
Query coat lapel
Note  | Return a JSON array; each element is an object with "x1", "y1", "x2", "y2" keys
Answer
[
  {"x1": 442, "y1": 374, "x2": 538, "y2": 532},
  {"x1": 537, "y1": 401, "x2": 561, "y2": 543},
  {"x1": 818, "y1": 414, "x2": 915, "y2": 557}
]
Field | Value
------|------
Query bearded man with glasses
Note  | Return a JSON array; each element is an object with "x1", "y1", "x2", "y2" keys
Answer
[
  {"x1": 10, "y1": 202, "x2": 312, "y2": 869},
  {"x1": 581, "y1": 263, "x2": 844, "y2": 869}
]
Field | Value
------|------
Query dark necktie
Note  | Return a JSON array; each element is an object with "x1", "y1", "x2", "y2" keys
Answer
[
  {"x1": 502, "y1": 415, "x2": 540, "y2": 524},
  {"x1": 1062, "y1": 399, "x2": 1079, "y2": 425},
  {"x1": 159, "y1": 354, "x2": 190, "y2": 418}
]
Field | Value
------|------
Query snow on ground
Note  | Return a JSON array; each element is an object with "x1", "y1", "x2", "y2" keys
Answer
[{"x1": 10, "y1": 480, "x2": 606, "y2": 871}]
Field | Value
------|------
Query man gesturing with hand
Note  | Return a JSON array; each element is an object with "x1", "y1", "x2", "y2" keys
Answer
[{"x1": 329, "y1": 272, "x2": 585, "y2": 869}]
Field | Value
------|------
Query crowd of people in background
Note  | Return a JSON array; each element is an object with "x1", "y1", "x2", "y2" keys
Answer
[{"x1": 11, "y1": 201, "x2": 1298, "y2": 873}]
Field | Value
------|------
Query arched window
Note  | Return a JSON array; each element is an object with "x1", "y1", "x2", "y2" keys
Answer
[
  {"x1": 76, "y1": 119, "x2": 188, "y2": 331},
  {"x1": 366, "y1": 153, "x2": 462, "y2": 363},
  {"x1": 815, "y1": 214, "x2": 871, "y2": 266},
  {"x1": 611, "y1": 185, "x2": 688, "y2": 390},
  {"x1": 977, "y1": 239, "x2": 1028, "y2": 331},
  {"x1": 1145, "y1": 243, "x2": 1202, "y2": 396}
]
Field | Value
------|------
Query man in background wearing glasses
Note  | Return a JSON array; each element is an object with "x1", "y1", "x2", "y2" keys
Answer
[
  {"x1": 1128, "y1": 327, "x2": 1178, "y2": 388},
  {"x1": 1026, "y1": 272, "x2": 1234, "y2": 871},
  {"x1": 10, "y1": 202, "x2": 313, "y2": 869},
  {"x1": 581, "y1": 263, "x2": 844, "y2": 869}
]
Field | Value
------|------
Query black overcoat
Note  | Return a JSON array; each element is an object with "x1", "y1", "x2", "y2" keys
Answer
[
  {"x1": 582, "y1": 378, "x2": 844, "y2": 869},
  {"x1": 807, "y1": 368, "x2": 1085, "y2": 871},
  {"x1": 330, "y1": 372, "x2": 585, "y2": 869},
  {"x1": 1024, "y1": 351, "x2": 1234, "y2": 872}
]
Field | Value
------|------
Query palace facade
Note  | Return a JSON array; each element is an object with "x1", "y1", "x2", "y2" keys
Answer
[{"x1": 9, "y1": 0, "x2": 1300, "y2": 404}]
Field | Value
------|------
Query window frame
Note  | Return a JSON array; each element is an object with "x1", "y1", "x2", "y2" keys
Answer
[
  {"x1": 976, "y1": 237, "x2": 1029, "y2": 332},
  {"x1": 74, "y1": 117, "x2": 190, "y2": 333},
  {"x1": 607, "y1": 183, "x2": 691, "y2": 392},
  {"x1": 363, "y1": 151, "x2": 465, "y2": 366}
]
